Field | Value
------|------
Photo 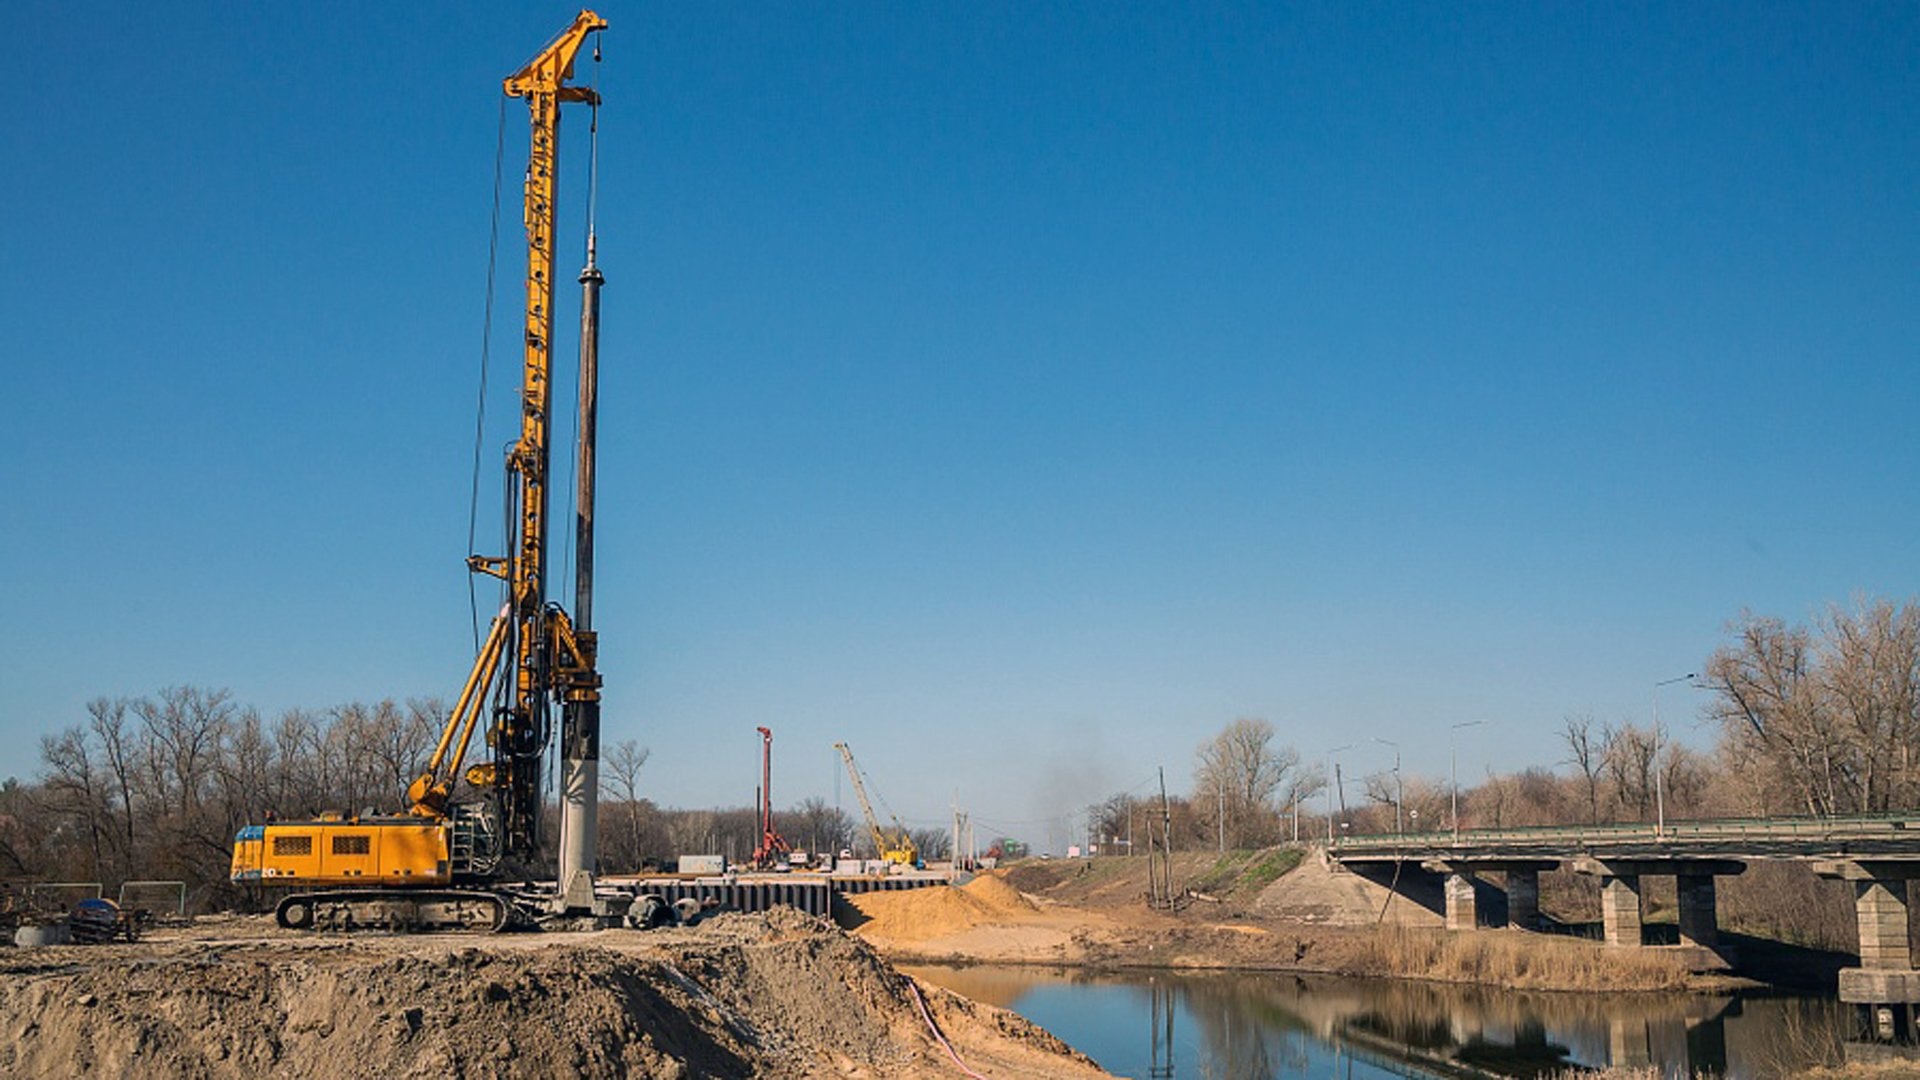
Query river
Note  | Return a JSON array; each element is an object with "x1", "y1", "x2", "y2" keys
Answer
[{"x1": 905, "y1": 965, "x2": 1854, "y2": 1079}]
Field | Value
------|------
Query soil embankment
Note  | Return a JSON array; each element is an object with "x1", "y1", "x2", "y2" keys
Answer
[
  {"x1": 0, "y1": 907, "x2": 1109, "y2": 1079},
  {"x1": 843, "y1": 855, "x2": 1713, "y2": 994}
]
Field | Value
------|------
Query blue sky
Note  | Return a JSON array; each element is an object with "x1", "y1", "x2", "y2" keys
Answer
[{"x1": 3, "y1": 3, "x2": 1915, "y2": 849}]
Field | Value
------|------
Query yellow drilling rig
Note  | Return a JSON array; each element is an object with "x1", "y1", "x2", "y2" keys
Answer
[{"x1": 231, "y1": 11, "x2": 611, "y2": 931}]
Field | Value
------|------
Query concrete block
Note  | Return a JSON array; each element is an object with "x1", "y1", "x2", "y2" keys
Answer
[
  {"x1": 1506, "y1": 869, "x2": 1540, "y2": 930},
  {"x1": 1840, "y1": 967, "x2": 1920, "y2": 1004},
  {"x1": 1444, "y1": 872, "x2": 1478, "y2": 931},
  {"x1": 1677, "y1": 873, "x2": 1719, "y2": 950},
  {"x1": 1855, "y1": 879, "x2": 1913, "y2": 970},
  {"x1": 1601, "y1": 874, "x2": 1643, "y2": 947}
]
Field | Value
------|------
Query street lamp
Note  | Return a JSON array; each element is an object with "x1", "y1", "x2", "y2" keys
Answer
[
  {"x1": 1372, "y1": 737, "x2": 1402, "y2": 835},
  {"x1": 1450, "y1": 720, "x2": 1486, "y2": 843},
  {"x1": 1652, "y1": 673, "x2": 1696, "y2": 839},
  {"x1": 1326, "y1": 743, "x2": 1353, "y2": 845}
]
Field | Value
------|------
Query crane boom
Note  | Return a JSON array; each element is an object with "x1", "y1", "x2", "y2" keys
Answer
[
  {"x1": 466, "y1": 9, "x2": 608, "y2": 859},
  {"x1": 833, "y1": 742, "x2": 918, "y2": 867}
]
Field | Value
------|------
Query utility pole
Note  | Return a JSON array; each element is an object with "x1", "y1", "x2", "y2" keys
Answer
[
  {"x1": 1151, "y1": 766, "x2": 1175, "y2": 909},
  {"x1": 1217, "y1": 785, "x2": 1225, "y2": 853},
  {"x1": 1652, "y1": 673, "x2": 1695, "y2": 839},
  {"x1": 1450, "y1": 720, "x2": 1486, "y2": 843},
  {"x1": 1373, "y1": 737, "x2": 1401, "y2": 835},
  {"x1": 1326, "y1": 744, "x2": 1352, "y2": 845}
]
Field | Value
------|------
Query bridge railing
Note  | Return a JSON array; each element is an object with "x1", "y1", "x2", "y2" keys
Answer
[{"x1": 1331, "y1": 810, "x2": 1920, "y2": 853}]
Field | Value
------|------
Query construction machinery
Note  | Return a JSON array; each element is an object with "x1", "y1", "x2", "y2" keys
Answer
[
  {"x1": 230, "y1": 11, "x2": 611, "y2": 931},
  {"x1": 750, "y1": 727, "x2": 792, "y2": 870},
  {"x1": 833, "y1": 742, "x2": 920, "y2": 868}
]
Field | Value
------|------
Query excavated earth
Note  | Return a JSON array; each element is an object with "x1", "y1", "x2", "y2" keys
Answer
[{"x1": 0, "y1": 907, "x2": 1110, "y2": 1079}]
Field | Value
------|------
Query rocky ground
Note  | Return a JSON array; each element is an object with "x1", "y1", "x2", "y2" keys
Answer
[{"x1": 0, "y1": 907, "x2": 1110, "y2": 1079}]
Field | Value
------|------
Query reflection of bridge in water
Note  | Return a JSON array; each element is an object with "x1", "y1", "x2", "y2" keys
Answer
[
  {"x1": 909, "y1": 962, "x2": 1843, "y2": 1077},
  {"x1": 1331, "y1": 813, "x2": 1920, "y2": 1050}
]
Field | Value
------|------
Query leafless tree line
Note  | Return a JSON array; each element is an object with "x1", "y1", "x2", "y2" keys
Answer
[
  {"x1": 5, "y1": 597, "x2": 1913, "y2": 912},
  {"x1": 2, "y1": 688, "x2": 447, "y2": 906},
  {"x1": 0, "y1": 699, "x2": 900, "y2": 908},
  {"x1": 1705, "y1": 598, "x2": 1920, "y2": 816},
  {"x1": 1086, "y1": 597, "x2": 1920, "y2": 854}
]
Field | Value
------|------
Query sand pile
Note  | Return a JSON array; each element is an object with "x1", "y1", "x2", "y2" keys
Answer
[
  {"x1": 0, "y1": 907, "x2": 1107, "y2": 1079},
  {"x1": 842, "y1": 875, "x2": 1041, "y2": 943}
]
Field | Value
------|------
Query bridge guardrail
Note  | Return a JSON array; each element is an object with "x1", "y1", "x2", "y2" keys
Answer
[{"x1": 1330, "y1": 811, "x2": 1920, "y2": 854}]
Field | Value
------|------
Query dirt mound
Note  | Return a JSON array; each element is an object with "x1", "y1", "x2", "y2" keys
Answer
[
  {"x1": 1251, "y1": 852, "x2": 1443, "y2": 927},
  {"x1": 0, "y1": 908, "x2": 1108, "y2": 1079},
  {"x1": 841, "y1": 876, "x2": 1042, "y2": 943},
  {"x1": 961, "y1": 874, "x2": 1038, "y2": 914}
]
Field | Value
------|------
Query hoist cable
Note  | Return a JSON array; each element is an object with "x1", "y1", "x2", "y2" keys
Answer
[{"x1": 467, "y1": 96, "x2": 510, "y2": 653}]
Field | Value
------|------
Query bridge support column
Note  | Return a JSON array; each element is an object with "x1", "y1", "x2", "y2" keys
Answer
[
  {"x1": 1816, "y1": 860, "x2": 1920, "y2": 1049},
  {"x1": 1445, "y1": 872, "x2": 1478, "y2": 931},
  {"x1": 1600, "y1": 874, "x2": 1643, "y2": 947},
  {"x1": 1677, "y1": 873, "x2": 1719, "y2": 951},
  {"x1": 1577, "y1": 857, "x2": 1744, "y2": 958},
  {"x1": 1506, "y1": 869, "x2": 1540, "y2": 931},
  {"x1": 1855, "y1": 877, "x2": 1912, "y2": 970}
]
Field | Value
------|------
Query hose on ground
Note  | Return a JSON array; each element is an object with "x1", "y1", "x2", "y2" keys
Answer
[{"x1": 907, "y1": 977, "x2": 990, "y2": 1080}]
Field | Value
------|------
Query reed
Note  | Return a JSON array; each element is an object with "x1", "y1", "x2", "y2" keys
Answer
[{"x1": 1350, "y1": 924, "x2": 1693, "y2": 992}]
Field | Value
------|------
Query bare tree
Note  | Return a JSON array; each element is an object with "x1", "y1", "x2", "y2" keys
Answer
[
  {"x1": 1561, "y1": 713, "x2": 1608, "y2": 824},
  {"x1": 39, "y1": 726, "x2": 107, "y2": 880},
  {"x1": 1084, "y1": 792, "x2": 1146, "y2": 851},
  {"x1": 788, "y1": 796, "x2": 854, "y2": 858},
  {"x1": 86, "y1": 697, "x2": 139, "y2": 876},
  {"x1": 1602, "y1": 720, "x2": 1659, "y2": 820},
  {"x1": 1704, "y1": 599, "x2": 1920, "y2": 816},
  {"x1": 601, "y1": 739, "x2": 651, "y2": 871},
  {"x1": 909, "y1": 827, "x2": 950, "y2": 861},
  {"x1": 1194, "y1": 718, "x2": 1300, "y2": 848}
]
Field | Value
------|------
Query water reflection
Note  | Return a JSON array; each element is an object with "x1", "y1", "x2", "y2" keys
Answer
[
  {"x1": 1150, "y1": 975, "x2": 1176, "y2": 1079},
  {"x1": 904, "y1": 965, "x2": 1849, "y2": 1079}
]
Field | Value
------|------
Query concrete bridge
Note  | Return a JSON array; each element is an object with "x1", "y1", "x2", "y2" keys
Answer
[{"x1": 1329, "y1": 813, "x2": 1920, "y2": 1044}]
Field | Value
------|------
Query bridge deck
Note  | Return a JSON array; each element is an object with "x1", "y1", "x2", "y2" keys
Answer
[{"x1": 1331, "y1": 812, "x2": 1920, "y2": 861}]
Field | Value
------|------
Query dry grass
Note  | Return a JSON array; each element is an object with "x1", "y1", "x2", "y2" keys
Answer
[
  {"x1": 1536, "y1": 1060, "x2": 1674, "y2": 1068},
  {"x1": 1543, "y1": 1053, "x2": 1920, "y2": 1068},
  {"x1": 1350, "y1": 924, "x2": 1694, "y2": 992}
]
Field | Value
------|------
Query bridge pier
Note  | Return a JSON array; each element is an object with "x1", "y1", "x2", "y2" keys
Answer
[
  {"x1": 1444, "y1": 872, "x2": 1478, "y2": 931},
  {"x1": 1507, "y1": 868, "x2": 1540, "y2": 931},
  {"x1": 1677, "y1": 873, "x2": 1719, "y2": 951},
  {"x1": 1600, "y1": 872, "x2": 1644, "y2": 947},
  {"x1": 1421, "y1": 860, "x2": 1555, "y2": 930},
  {"x1": 1575, "y1": 857, "x2": 1744, "y2": 960},
  {"x1": 1816, "y1": 860, "x2": 1920, "y2": 1049}
]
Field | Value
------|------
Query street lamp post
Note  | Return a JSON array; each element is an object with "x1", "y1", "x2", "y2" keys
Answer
[
  {"x1": 1326, "y1": 743, "x2": 1353, "y2": 845},
  {"x1": 1372, "y1": 737, "x2": 1402, "y2": 835},
  {"x1": 1449, "y1": 720, "x2": 1486, "y2": 843},
  {"x1": 1652, "y1": 673, "x2": 1696, "y2": 839}
]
